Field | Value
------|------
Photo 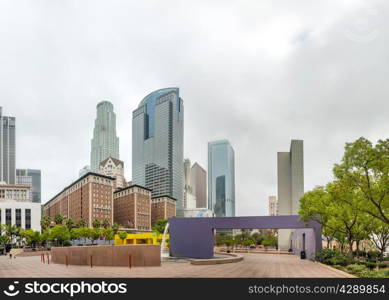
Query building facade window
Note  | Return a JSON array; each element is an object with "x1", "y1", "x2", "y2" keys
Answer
[
  {"x1": 5, "y1": 209, "x2": 11, "y2": 225},
  {"x1": 25, "y1": 209, "x2": 31, "y2": 229},
  {"x1": 15, "y1": 208, "x2": 21, "y2": 227}
]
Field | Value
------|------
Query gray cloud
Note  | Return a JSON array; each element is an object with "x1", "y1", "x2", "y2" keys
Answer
[{"x1": 0, "y1": 0, "x2": 388, "y2": 215}]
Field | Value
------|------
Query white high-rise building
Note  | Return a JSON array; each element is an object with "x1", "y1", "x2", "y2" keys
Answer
[
  {"x1": 277, "y1": 140, "x2": 304, "y2": 250},
  {"x1": 90, "y1": 101, "x2": 120, "y2": 172},
  {"x1": 183, "y1": 159, "x2": 196, "y2": 209},
  {"x1": 132, "y1": 88, "x2": 184, "y2": 216},
  {"x1": 0, "y1": 107, "x2": 16, "y2": 184}
]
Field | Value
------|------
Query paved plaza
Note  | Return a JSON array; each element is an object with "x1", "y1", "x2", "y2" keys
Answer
[{"x1": 0, "y1": 253, "x2": 352, "y2": 278}]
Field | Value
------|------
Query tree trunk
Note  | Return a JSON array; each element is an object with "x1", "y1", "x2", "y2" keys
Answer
[
  {"x1": 348, "y1": 240, "x2": 354, "y2": 257},
  {"x1": 355, "y1": 240, "x2": 360, "y2": 258}
]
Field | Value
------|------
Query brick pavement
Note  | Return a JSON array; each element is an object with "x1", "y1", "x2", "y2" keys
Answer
[{"x1": 0, "y1": 253, "x2": 351, "y2": 278}]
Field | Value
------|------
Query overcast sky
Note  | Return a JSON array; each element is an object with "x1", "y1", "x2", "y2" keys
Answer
[{"x1": 1, "y1": 0, "x2": 388, "y2": 216}]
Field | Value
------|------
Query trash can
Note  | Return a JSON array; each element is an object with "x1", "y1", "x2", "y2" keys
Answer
[{"x1": 300, "y1": 250, "x2": 306, "y2": 259}]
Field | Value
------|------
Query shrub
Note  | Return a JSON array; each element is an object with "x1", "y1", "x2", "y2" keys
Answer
[
  {"x1": 316, "y1": 249, "x2": 351, "y2": 266},
  {"x1": 367, "y1": 250, "x2": 380, "y2": 262},
  {"x1": 62, "y1": 241, "x2": 72, "y2": 247},
  {"x1": 364, "y1": 262, "x2": 377, "y2": 269},
  {"x1": 377, "y1": 263, "x2": 387, "y2": 269},
  {"x1": 346, "y1": 264, "x2": 367, "y2": 274}
]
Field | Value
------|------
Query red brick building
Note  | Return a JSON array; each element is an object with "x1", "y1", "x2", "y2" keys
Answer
[
  {"x1": 113, "y1": 185, "x2": 152, "y2": 231},
  {"x1": 151, "y1": 196, "x2": 176, "y2": 227},
  {"x1": 43, "y1": 172, "x2": 115, "y2": 227}
]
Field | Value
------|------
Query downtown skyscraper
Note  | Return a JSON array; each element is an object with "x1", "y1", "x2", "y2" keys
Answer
[
  {"x1": 190, "y1": 162, "x2": 207, "y2": 208},
  {"x1": 277, "y1": 139, "x2": 304, "y2": 250},
  {"x1": 16, "y1": 169, "x2": 41, "y2": 203},
  {"x1": 90, "y1": 101, "x2": 120, "y2": 172},
  {"x1": 132, "y1": 88, "x2": 184, "y2": 216},
  {"x1": 208, "y1": 140, "x2": 235, "y2": 217},
  {"x1": 0, "y1": 107, "x2": 16, "y2": 184}
]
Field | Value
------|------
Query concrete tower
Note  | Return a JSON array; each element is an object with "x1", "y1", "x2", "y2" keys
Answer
[{"x1": 277, "y1": 140, "x2": 304, "y2": 250}]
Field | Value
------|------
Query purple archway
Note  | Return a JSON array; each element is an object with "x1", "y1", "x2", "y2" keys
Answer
[{"x1": 168, "y1": 215, "x2": 321, "y2": 259}]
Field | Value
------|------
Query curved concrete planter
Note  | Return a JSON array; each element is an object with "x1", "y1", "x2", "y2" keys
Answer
[{"x1": 190, "y1": 252, "x2": 243, "y2": 265}]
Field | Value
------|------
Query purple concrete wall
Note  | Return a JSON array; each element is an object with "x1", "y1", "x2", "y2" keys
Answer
[
  {"x1": 169, "y1": 215, "x2": 321, "y2": 259},
  {"x1": 291, "y1": 228, "x2": 316, "y2": 260}
]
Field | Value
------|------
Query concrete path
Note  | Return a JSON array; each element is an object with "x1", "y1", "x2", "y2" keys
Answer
[{"x1": 0, "y1": 253, "x2": 351, "y2": 278}]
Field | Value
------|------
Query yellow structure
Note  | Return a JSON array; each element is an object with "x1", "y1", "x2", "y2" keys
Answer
[{"x1": 114, "y1": 232, "x2": 169, "y2": 247}]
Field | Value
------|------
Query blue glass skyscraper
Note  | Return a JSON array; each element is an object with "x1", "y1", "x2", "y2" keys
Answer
[
  {"x1": 132, "y1": 88, "x2": 184, "y2": 216},
  {"x1": 208, "y1": 140, "x2": 235, "y2": 217}
]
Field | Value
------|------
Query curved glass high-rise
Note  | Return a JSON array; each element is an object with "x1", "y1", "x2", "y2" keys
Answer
[
  {"x1": 132, "y1": 88, "x2": 184, "y2": 215},
  {"x1": 90, "y1": 101, "x2": 120, "y2": 172}
]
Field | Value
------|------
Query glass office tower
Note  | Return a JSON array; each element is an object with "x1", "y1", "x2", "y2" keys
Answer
[
  {"x1": 208, "y1": 140, "x2": 235, "y2": 217},
  {"x1": 90, "y1": 101, "x2": 120, "y2": 172},
  {"x1": 0, "y1": 107, "x2": 16, "y2": 184},
  {"x1": 16, "y1": 169, "x2": 42, "y2": 203},
  {"x1": 132, "y1": 88, "x2": 184, "y2": 216}
]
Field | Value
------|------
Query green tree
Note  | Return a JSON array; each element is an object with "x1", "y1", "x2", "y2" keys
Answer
[
  {"x1": 78, "y1": 227, "x2": 92, "y2": 245},
  {"x1": 333, "y1": 137, "x2": 389, "y2": 224},
  {"x1": 92, "y1": 219, "x2": 101, "y2": 229},
  {"x1": 102, "y1": 228, "x2": 114, "y2": 244},
  {"x1": 5, "y1": 225, "x2": 19, "y2": 247},
  {"x1": 118, "y1": 231, "x2": 128, "y2": 244},
  {"x1": 70, "y1": 228, "x2": 82, "y2": 244},
  {"x1": 39, "y1": 230, "x2": 50, "y2": 247},
  {"x1": 152, "y1": 219, "x2": 168, "y2": 234},
  {"x1": 299, "y1": 182, "x2": 371, "y2": 256},
  {"x1": 0, "y1": 234, "x2": 10, "y2": 254},
  {"x1": 20, "y1": 229, "x2": 40, "y2": 247},
  {"x1": 102, "y1": 218, "x2": 110, "y2": 229},
  {"x1": 40, "y1": 216, "x2": 52, "y2": 232},
  {"x1": 90, "y1": 228, "x2": 101, "y2": 245},
  {"x1": 54, "y1": 213, "x2": 64, "y2": 225},
  {"x1": 369, "y1": 220, "x2": 389, "y2": 261},
  {"x1": 251, "y1": 232, "x2": 265, "y2": 245},
  {"x1": 49, "y1": 225, "x2": 70, "y2": 246},
  {"x1": 65, "y1": 218, "x2": 74, "y2": 231},
  {"x1": 112, "y1": 223, "x2": 120, "y2": 236},
  {"x1": 77, "y1": 219, "x2": 87, "y2": 228}
]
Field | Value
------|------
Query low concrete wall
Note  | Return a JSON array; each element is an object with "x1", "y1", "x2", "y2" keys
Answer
[
  {"x1": 190, "y1": 252, "x2": 243, "y2": 265},
  {"x1": 51, "y1": 245, "x2": 161, "y2": 267},
  {"x1": 17, "y1": 251, "x2": 47, "y2": 257}
]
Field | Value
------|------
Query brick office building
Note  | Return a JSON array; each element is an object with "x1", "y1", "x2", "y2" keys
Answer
[
  {"x1": 43, "y1": 172, "x2": 115, "y2": 227},
  {"x1": 113, "y1": 185, "x2": 152, "y2": 231},
  {"x1": 151, "y1": 196, "x2": 176, "y2": 227}
]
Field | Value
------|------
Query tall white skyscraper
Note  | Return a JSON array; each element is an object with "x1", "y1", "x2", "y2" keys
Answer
[
  {"x1": 208, "y1": 139, "x2": 235, "y2": 217},
  {"x1": 0, "y1": 107, "x2": 16, "y2": 184},
  {"x1": 90, "y1": 101, "x2": 120, "y2": 172},
  {"x1": 132, "y1": 88, "x2": 184, "y2": 216},
  {"x1": 277, "y1": 139, "x2": 304, "y2": 250}
]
